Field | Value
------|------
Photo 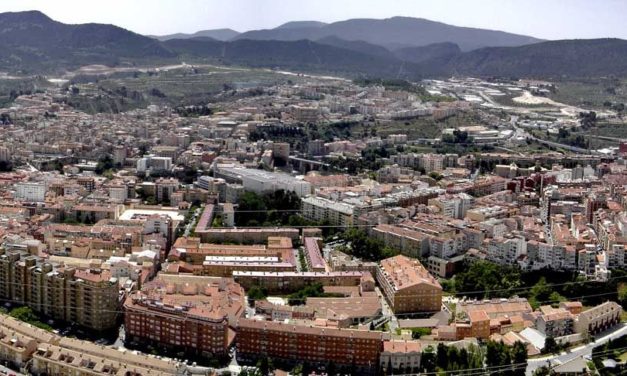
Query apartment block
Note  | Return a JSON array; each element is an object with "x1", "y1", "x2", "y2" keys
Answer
[
  {"x1": 536, "y1": 306, "x2": 574, "y2": 338},
  {"x1": 380, "y1": 340, "x2": 422, "y2": 374},
  {"x1": 574, "y1": 301, "x2": 622, "y2": 336},
  {"x1": 303, "y1": 237, "x2": 327, "y2": 272},
  {"x1": 0, "y1": 250, "x2": 120, "y2": 331},
  {"x1": 124, "y1": 275, "x2": 245, "y2": 356},
  {"x1": 233, "y1": 271, "x2": 367, "y2": 294},
  {"x1": 376, "y1": 255, "x2": 442, "y2": 314},
  {"x1": 236, "y1": 318, "x2": 385, "y2": 370},
  {"x1": 301, "y1": 196, "x2": 354, "y2": 227}
]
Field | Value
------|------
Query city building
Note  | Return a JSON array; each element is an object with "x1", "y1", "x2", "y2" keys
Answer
[
  {"x1": 236, "y1": 318, "x2": 385, "y2": 371},
  {"x1": 0, "y1": 251, "x2": 120, "y2": 331},
  {"x1": 376, "y1": 255, "x2": 442, "y2": 314},
  {"x1": 124, "y1": 275, "x2": 245, "y2": 357}
]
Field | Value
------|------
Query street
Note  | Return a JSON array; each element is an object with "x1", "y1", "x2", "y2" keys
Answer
[
  {"x1": 526, "y1": 324, "x2": 627, "y2": 375},
  {"x1": 0, "y1": 364, "x2": 25, "y2": 376}
]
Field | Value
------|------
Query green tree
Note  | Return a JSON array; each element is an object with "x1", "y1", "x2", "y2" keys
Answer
[
  {"x1": 255, "y1": 357, "x2": 273, "y2": 376},
  {"x1": 542, "y1": 337, "x2": 559, "y2": 354},
  {"x1": 454, "y1": 261, "x2": 522, "y2": 299},
  {"x1": 529, "y1": 277, "x2": 553, "y2": 309},
  {"x1": 512, "y1": 341, "x2": 528, "y2": 376},
  {"x1": 341, "y1": 228, "x2": 400, "y2": 261},
  {"x1": 247, "y1": 286, "x2": 268, "y2": 303},
  {"x1": 236, "y1": 191, "x2": 267, "y2": 226},
  {"x1": 421, "y1": 346, "x2": 437, "y2": 373},
  {"x1": 618, "y1": 283, "x2": 627, "y2": 310},
  {"x1": 95, "y1": 154, "x2": 114, "y2": 175},
  {"x1": 436, "y1": 343, "x2": 448, "y2": 370}
]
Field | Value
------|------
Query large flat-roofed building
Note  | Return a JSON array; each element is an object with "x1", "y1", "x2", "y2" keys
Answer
[
  {"x1": 168, "y1": 236, "x2": 297, "y2": 277},
  {"x1": 214, "y1": 166, "x2": 312, "y2": 197},
  {"x1": 458, "y1": 298, "x2": 533, "y2": 320},
  {"x1": 124, "y1": 275, "x2": 245, "y2": 357},
  {"x1": 236, "y1": 318, "x2": 385, "y2": 370},
  {"x1": 170, "y1": 237, "x2": 281, "y2": 263},
  {"x1": 233, "y1": 271, "x2": 368, "y2": 294},
  {"x1": 194, "y1": 227, "x2": 300, "y2": 244},
  {"x1": 376, "y1": 255, "x2": 442, "y2": 314},
  {"x1": 305, "y1": 296, "x2": 382, "y2": 324},
  {"x1": 32, "y1": 343, "x2": 177, "y2": 376}
]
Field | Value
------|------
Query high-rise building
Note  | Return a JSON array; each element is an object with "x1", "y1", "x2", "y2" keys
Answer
[{"x1": 0, "y1": 250, "x2": 119, "y2": 331}]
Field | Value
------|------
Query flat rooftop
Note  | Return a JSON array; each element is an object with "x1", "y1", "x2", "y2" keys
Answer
[{"x1": 119, "y1": 209, "x2": 184, "y2": 221}]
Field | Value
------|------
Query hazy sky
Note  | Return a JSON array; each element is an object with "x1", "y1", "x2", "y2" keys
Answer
[{"x1": 1, "y1": 0, "x2": 626, "y2": 39}]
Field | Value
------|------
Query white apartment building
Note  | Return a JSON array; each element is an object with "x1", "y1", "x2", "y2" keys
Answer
[
  {"x1": 14, "y1": 182, "x2": 47, "y2": 202},
  {"x1": 108, "y1": 185, "x2": 128, "y2": 202},
  {"x1": 486, "y1": 236, "x2": 527, "y2": 265},
  {"x1": 301, "y1": 196, "x2": 354, "y2": 227}
]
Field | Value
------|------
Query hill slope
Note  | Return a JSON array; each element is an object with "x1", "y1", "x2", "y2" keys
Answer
[
  {"x1": 394, "y1": 42, "x2": 461, "y2": 64},
  {"x1": 235, "y1": 16, "x2": 543, "y2": 51},
  {"x1": 276, "y1": 21, "x2": 327, "y2": 30},
  {"x1": 163, "y1": 38, "x2": 419, "y2": 78},
  {"x1": 440, "y1": 38, "x2": 627, "y2": 78},
  {"x1": 0, "y1": 10, "x2": 175, "y2": 72},
  {"x1": 0, "y1": 11, "x2": 625, "y2": 80},
  {"x1": 151, "y1": 28, "x2": 240, "y2": 41}
]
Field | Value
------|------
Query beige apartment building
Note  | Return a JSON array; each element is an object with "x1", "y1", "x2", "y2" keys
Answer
[
  {"x1": 0, "y1": 250, "x2": 120, "y2": 331},
  {"x1": 376, "y1": 255, "x2": 442, "y2": 314},
  {"x1": 574, "y1": 301, "x2": 622, "y2": 336}
]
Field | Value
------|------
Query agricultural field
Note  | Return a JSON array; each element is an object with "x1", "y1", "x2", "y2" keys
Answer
[
  {"x1": 65, "y1": 65, "x2": 307, "y2": 112},
  {"x1": 549, "y1": 78, "x2": 627, "y2": 109}
]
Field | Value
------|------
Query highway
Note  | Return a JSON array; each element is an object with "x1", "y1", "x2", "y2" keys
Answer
[
  {"x1": 526, "y1": 324, "x2": 627, "y2": 375},
  {"x1": 510, "y1": 119, "x2": 600, "y2": 155}
]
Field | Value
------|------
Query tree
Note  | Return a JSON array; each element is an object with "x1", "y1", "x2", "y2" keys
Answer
[
  {"x1": 236, "y1": 191, "x2": 267, "y2": 226},
  {"x1": 454, "y1": 261, "x2": 522, "y2": 299},
  {"x1": 618, "y1": 283, "x2": 627, "y2": 309},
  {"x1": 341, "y1": 228, "x2": 399, "y2": 261},
  {"x1": 291, "y1": 363, "x2": 303, "y2": 376},
  {"x1": 0, "y1": 160, "x2": 13, "y2": 172},
  {"x1": 532, "y1": 366, "x2": 551, "y2": 376},
  {"x1": 528, "y1": 277, "x2": 553, "y2": 309},
  {"x1": 255, "y1": 357, "x2": 273, "y2": 376},
  {"x1": 436, "y1": 343, "x2": 448, "y2": 370},
  {"x1": 543, "y1": 337, "x2": 559, "y2": 354},
  {"x1": 511, "y1": 341, "x2": 528, "y2": 376},
  {"x1": 95, "y1": 154, "x2": 114, "y2": 175},
  {"x1": 247, "y1": 286, "x2": 268, "y2": 303},
  {"x1": 421, "y1": 346, "x2": 436, "y2": 373}
]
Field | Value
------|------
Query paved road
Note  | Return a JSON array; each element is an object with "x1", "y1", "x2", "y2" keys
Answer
[
  {"x1": 183, "y1": 207, "x2": 201, "y2": 237},
  {"x1": 526, "y1": 324, "x2": 627, "y2": 375},
  {"x1": 511, "y1": 122, "x2": 599, "y2": 155},
  {"x1": 0, "y1": 364, "x2": 25, "y2": 376}
]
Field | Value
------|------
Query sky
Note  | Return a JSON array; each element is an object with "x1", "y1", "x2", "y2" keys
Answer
[{"x1": 1, "y1": 0, "x2": 626, "y2": 40}]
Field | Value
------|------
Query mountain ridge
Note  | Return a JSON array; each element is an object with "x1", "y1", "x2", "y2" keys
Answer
[
  {"x1": 234, "y1": 16, "x2": 544, "y2": 51},
  {"x1": 0, "y1": 11, "x2": 626, "y2": 80},
  {"x1": 151, "y1": 28, "x2": 240, "y2": 41}
]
